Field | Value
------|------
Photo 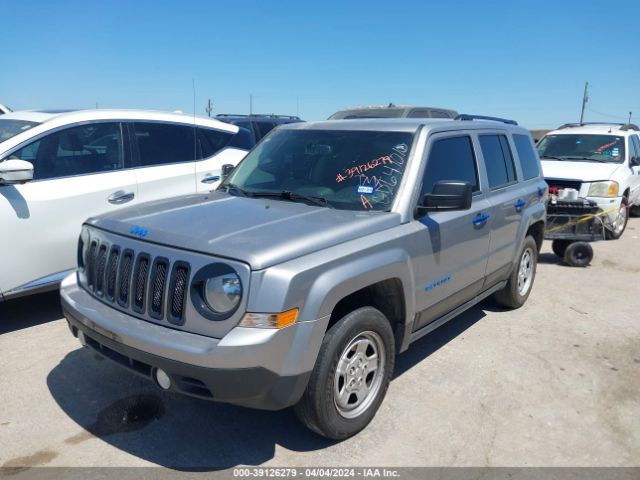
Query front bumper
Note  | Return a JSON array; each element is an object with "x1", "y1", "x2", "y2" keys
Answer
[
  {"x1": 586, "y1": 196, "x2": 622, "y2": 226},
  {"x1": 61, "y1": 274, "x2": 330, "y2": 410}
]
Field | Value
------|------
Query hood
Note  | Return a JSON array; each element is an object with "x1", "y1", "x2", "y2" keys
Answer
[
  {"x1": 541, "y1": 160, "x2": 622, "y2": 182},
  {"x1": 88, "y1": 192, "x2": 402, "y2": 270}
]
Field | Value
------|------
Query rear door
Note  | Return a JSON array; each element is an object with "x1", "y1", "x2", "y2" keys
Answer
[
  {"x1": 0, "y1": 121, "x2": 137, "y2": 294},
  {"x1": 413, "y1": 133, "x2": 492, "y2": 331},
  {"x1": 129, "y1": 122, "x2": 197, "y2": 203},
  {"x1": 478, "y1": 132, "x2": 523, "y2": 284},
  {"x1": 194, "y1": 127, "x2": 248, "y2": 192}
]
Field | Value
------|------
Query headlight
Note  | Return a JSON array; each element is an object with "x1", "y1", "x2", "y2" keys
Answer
[
  {"x1": 190, "y1": 263, "x2": 243, "y2": 320},
  {"x1": 204, "y1": 273, "x2": 241, "y2": 313},
  {"x1": 587, "y1": 181, "x2": 619, "y2": 197}
]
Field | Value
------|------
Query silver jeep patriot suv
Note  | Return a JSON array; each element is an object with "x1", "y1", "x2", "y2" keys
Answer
[{"x1": 61, "y1": 115, "x2": 547, "y2": 439}]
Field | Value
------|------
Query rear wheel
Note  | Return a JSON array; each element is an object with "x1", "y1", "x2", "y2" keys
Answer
[
  {"x1": 494, "y1": 235, "x2": 538, "y2": 309},
  {"x1": 551, "y1": 239, "x2": 572, "y2": 258},
  {"x1": 294, "y1": 307, "x2": 395, "y2": 440},
  {"x1": 605, "y1": 198, "x2": 628, "y2": 239},
  {"x1": 563, "y1": 241, "x2": 593, "y2": 267},
  {"x1": 630, "y1": 204, "x2": 640, "y2": 217}
]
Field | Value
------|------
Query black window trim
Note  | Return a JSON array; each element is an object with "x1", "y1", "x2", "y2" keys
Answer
[{"x1": 1, "y1": 120, "x2": 128, "y2": 183}]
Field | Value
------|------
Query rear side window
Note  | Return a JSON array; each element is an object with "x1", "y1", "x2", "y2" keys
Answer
[
  {"x1": 197, "y1": 128, "x2": 233, "y2": 158},
  {"x1": 227, "y1": 127, "x2": 255, "y2": 150},
  {"x1": 255, "y1": 121, "x2": 276, "y2": 140},
  {"x1": 8, "y1": 122, "x2": 123, "y2": 180},
  {"x1": 513, "y1": 134, "x2": 541, "y2": 180},
  {"x1": 421, "y1": 136, "x2": 479, "y2": 197},
  {"x1": 133, "y1": 122, "x2": 195, "y2": 167},
  {"x1": 479, "y1": 134, "x2": 517, "y2": 188}
]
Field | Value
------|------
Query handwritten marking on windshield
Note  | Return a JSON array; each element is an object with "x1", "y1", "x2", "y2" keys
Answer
[
  {"x1": 360, "y1": 195, "x2": 373, "y2": 209},
  {"x1": 336, "y1": 155, "x2": 394, "y2": 183}
]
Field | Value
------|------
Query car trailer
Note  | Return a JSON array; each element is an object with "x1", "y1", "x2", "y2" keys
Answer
[{"x1": 544, "y1": 198, "x2": 607, "y2": 267}]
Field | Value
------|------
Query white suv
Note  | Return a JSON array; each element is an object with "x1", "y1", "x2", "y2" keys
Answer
[
  {"x1": 0, "y1": 109, "x2": 252, "y2": 301},
  {"x1": 537, "y1": 122, "x2": 640, "y2": 239}
]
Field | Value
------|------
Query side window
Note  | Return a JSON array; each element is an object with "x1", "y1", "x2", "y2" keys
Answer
[
  {"x1": 628, "y1": 135, "x2": 640, "y2": 160},
  {"x1": 255, "y1": 121, "x2": 276, "y2": 140},
  {"x1": 197, "y1": 128, "x2": 233, "y2": 159},
  {"x1": 227, "y1": 127, "x2": 255, "y2": 150},
  {"x1": 9, "y1": 122, "x2": 123, "y2": 181},
  {"x1": 513, "y1": 134, "x2": 541, "y2": 180},
  {"x1": 133, "y1": 122, "x2": 195, "y2": 167},
  {"x1": 479, "y1": 134, "x2": 517, "y2": 188},
  {"x1": 421, "y1": 136, "x2": 479, "y2": 198},
  {"x1": 407, "y1": 109, "x2": 431, "y2": 118},
  {"x1": 429, "y1": 110, "x2": 453, "y2": 119}
]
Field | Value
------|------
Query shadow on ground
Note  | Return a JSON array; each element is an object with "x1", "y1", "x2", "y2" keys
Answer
[
  {"x1": 0, "y1": 291, "x2": 62, "y2": 334},
  {"x1": 47, "y1": 305, "x2": 487, "y2": 470},
  {"x1": 537, "y1": 252, "x2": 566, "y2": 266}
]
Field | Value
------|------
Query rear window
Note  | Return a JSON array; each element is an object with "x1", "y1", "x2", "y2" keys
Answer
[
  {"x1": 0, "y1": 119, "x2": 40, "y2": 143},
  {"x1": 513, "y1": 134, "x2": 541, "y2": 180}
]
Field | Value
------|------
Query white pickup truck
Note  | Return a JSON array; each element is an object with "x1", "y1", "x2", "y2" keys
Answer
[{"x1": 537, "y1": 122, "x2": 640, "y2": 239}]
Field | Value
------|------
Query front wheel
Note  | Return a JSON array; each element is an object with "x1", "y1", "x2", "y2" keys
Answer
[
  {"x1": 294, "y1": 307, "x2": 395, "y2": 440},
  {"x1": 605, "y1": 198, "x2": 628, "y2": 239},
  {"x1": 493, "y1": 235, "x2": 538, "y2": 309}
]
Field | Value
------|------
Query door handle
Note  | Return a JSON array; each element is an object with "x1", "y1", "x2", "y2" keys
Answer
[
  {"x1": 472, "y1": 213, "x2": 490, "y2": 225},
  {"x1": 201, "y1": 174, "x2": 221, "y2": 184},
  {"x1": 514, "y1": 199, "x2": 527, "y2": 211},
  {"x1": 108, "y1": 190, "x2": 135, "y2": 204}
]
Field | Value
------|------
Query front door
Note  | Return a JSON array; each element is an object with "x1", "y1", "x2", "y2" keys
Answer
[
  {"x1": 413, "y1": 133, "x2": 491, "y2": 331},
  {"x1": 0, "y1": 122, "x2": 137, "y2": 295}
]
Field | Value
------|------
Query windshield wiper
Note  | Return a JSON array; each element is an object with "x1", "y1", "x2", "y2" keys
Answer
[
  {"x1": 541, "y1": 155, "x2": 566, "y2": 161},
  {"x1": 221, "y1": 183, "x2": 251, "y2": 197},
  {"x1": 250, "y1": 190, "x2": 334, "y2": 208}
]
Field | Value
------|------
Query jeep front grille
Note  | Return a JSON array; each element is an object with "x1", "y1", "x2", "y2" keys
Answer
[{"x1": 83, "y1": 240, "x2": 190, "y2": 324}]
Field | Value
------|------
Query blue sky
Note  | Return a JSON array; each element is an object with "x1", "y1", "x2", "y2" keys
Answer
[{"x1": 2, "y1": 0, "x2": 639, "y2": 128}]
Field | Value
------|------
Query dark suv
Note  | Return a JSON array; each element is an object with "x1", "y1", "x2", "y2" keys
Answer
[{"x1": 216, "y1": 114, "x2": 303, "y2": 144}]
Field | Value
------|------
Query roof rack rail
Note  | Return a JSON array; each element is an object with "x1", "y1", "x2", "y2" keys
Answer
[
  {"x1": 455, "y1": 114, "x2": 518, "y2": 125},
  {"x1": 215, "y1": 113, "x2": 301, "y2": 120},
  {"x1": 557, "y1": 122, "x2": 639, "y2": 131}
]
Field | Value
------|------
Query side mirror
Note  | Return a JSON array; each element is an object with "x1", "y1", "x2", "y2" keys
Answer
[
  {"x1": 0, "y1": 159, "x2": 34, "y2": 185},
  {"x1": 630, "y1": 156, "x2": 640, "y2": 167},
  {"x1": 221, "y1": 163, "x2": 235, "y2": 181},
  {"x1": 417, "y1": 181, "x2": 472, "y2": 215}
]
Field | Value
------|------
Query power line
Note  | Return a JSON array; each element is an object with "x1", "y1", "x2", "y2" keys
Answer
[{"x1": 585, "y1": 106, "x2": 629, "y2": 121}]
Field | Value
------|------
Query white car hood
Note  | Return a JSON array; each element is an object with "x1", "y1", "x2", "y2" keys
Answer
[{"x1": 541, "y1": 160, "x2": 622, "y2": 182}]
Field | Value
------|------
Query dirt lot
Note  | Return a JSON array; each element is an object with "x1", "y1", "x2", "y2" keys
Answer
[{"x1": 1, "y1": 219, "x2": 639, "y2": 470}]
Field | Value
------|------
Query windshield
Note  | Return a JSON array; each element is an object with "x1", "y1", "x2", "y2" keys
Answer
[
  {"x1": 537, "y1": 134, "x2": 625, "y2": 163},
  {"x1": 0, "y1": 119, "x2": 40, "y2": 144},
  {"x1": 221, "y1": 129, "x2": 414, "y2": 211}
]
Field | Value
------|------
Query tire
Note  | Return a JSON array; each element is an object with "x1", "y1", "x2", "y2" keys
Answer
[
  {"x1": 605, "y1": 197, "x2": 629, "y2": 239},
  {"x1": 630, "y1": 204, "x2": 640, "y2": 217},
  {"x1": 551, "y1": 239, "x2": 572, "y2": 258},
  {"x1": 294, "y1": 306, "x2": 395, "y2": 440},
  {"x1": 563, "y1": 241, "x2": 593, "y2": 267},
  {"x1": 493, "y1": 235, "x2": 538, "y2": 309}
]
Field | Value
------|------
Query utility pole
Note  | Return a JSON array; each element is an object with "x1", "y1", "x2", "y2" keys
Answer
[
  {"x1": 579, "y1": 81, "x2": 589, "y2": 124},
  {"x1": 205, "y1": 98, "x2": 213, "y2": 117},
  {"x1": 629, "y1": 112, "x2": 633, "y2": 124},
  {"x1": 296, "y1": 96, "x2": 299, "y2": 117},
  {"x1": 249, "y1": 94, "x2": 253, "y2": 115}
]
